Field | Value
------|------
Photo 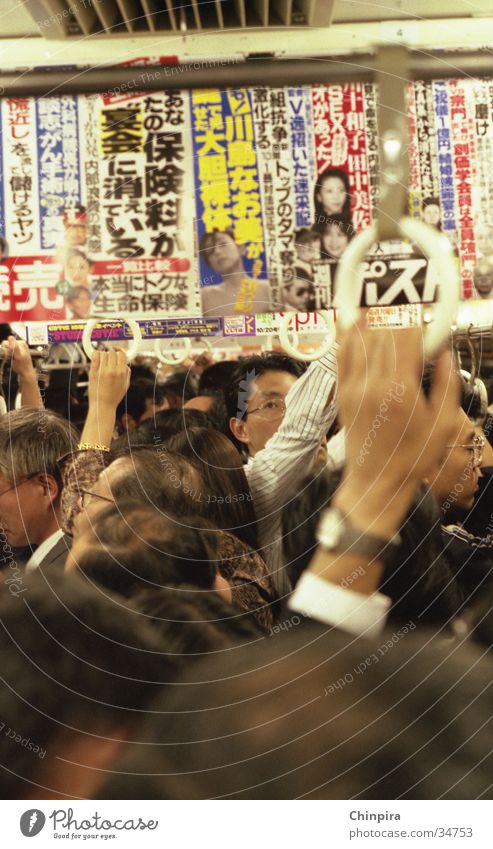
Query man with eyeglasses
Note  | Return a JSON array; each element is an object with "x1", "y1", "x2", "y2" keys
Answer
[
  {"x1": 0, "y1": 408, "x2": 78, "y2": 576},
  {"x1": 423, "y1": 404, "x2": 492, "y2": 606},
  {"x1": 226, "y1": 349, "x2": 338, "y2": 596}
]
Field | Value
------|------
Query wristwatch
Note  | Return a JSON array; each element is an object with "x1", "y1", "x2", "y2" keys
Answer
[{"x1": 316, "y1": 507, "x2": 401, "y2": 563}]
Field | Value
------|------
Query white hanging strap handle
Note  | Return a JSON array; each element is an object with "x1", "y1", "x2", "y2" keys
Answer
[
  {"x1": 278, "y1": 311, "x2": 336, "y2": 362},
  {"x1": 334, "y1": 217, "x2": 460, "y2": 357},
  {"x1": 460, "y1": 369, "x2": 489, "y2": 422},
  {"x1": 82, "y1": 318, "x2": 142, "y2": 362},
  {"x1": 154, "y1": 336, "x2": 192, "y2": 366}
]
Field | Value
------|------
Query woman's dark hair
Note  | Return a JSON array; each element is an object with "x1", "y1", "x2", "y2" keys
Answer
[
  {"x1": 167, "y1": 427, "x2": 259, "y2": 552},
  {"x1": 137, "y1": 407, "x2": 210, "y2": 443},
  {"x1": 313, "y1": 167, "x2": 352, "y2": 225},
  {"x1": 319, "y1": 214, "x2": 354, "y2": 258},
  {"x1": 72, "y1": 499, "x2": 218, "y2": 597},
  {"x1": 283, "y1": 470, "x2": 463, "y2": 628}
]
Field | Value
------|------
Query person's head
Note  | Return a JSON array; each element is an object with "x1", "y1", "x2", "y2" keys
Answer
[
  {"x1": 116, "y1": 379, "x2": 166, "y2": 431},
  {"x1": 160, "y1": 369, "x2": 198, "y2": 409},
  {"x1": 63, "y1": 204, "x2": 87, "y2": 247},
  {"x1": 200, "y1": 229, "x2": 244, "y2": 277},
  {"x1": 320, "y1": 217, "x2": 351, "y2": 259},
  {"x1": 99, "y1": 626, "x2": 493, "y2": 799},
  {"x1": 66, "y1": 499, "x2": 227, "y2": 599},
  {"x1": 70, "y1": 449, "x2": 208, "y2": 539},
  {"x1": 167, "y1": 427, "x2": 258, "y2": 550},
  {"x1": 282, "y1": 268, "x2": 316, "y2": 312},
  {"x1": 66, "y1": 285, "x2": 91, "y2": 319},
  {"x1": 294, "y1": 229, "x2": 321, "y2": 264},
  {"x1": 473, "y1": 260, "x2": 493, "y2": 298},
  {"x1": 0, "y1": 569, "x2": 167, "y2": 799},
  {"x1": 0, "y1": 408, "x2": 78, "y2": 547},
  {"x1": 64, "y1": 249, "x2": 91, "y2": 287},
  {"x1": 198, "y1": 360, "x2": 238, "y2": 395},
  {"x1": 314, "y1": 168, "x2": 351, "y2": 221},
  {"x1": 136, "y1": 407, "x2": 210, "y2": 443},
  {"x1": 225, "y1": 354, "x2": 306, "y2": 457},
  {"x1": 422, "y1": 197, "x2": 441, "y2": 229}
]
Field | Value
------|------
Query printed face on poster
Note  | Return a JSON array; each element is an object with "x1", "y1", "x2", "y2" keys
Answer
[{"x1": 0, "y1": 75, "x2": 490, "y2": 323}]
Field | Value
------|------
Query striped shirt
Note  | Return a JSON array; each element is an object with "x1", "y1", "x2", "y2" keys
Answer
[{"x1": 244, "y1": 347, "x2": 339, "y2": 598}]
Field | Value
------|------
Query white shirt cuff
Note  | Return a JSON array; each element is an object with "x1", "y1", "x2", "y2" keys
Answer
[{"x1": 288, "y1": 571, "x2": 391, "y2": 639}]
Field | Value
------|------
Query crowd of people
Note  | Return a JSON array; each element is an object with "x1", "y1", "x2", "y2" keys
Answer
[{"x1": 0, "y1": 321, "x2": 493, "y2": 800}]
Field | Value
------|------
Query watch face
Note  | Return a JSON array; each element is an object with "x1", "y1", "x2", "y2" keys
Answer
[{"x1": 321, "y1": 510, "x2": 344, "y2": 547}]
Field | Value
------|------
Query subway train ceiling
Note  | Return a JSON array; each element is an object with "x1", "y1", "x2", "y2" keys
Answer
[{"x1": 11, "y1": 1, "x2": 493, "y2": 39}]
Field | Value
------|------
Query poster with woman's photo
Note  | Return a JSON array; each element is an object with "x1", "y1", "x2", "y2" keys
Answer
[{"x1": 0, "y1": 75, "x2": 490, "y2": 321}]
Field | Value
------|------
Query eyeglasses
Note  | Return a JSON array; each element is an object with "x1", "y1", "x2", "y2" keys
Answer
[
  {"x1": 0, "y1": 472, "x2": 40, "y2": 498},
  {"x1": 80, "y1": 488, "x2": 115, "y2": 509},
  {"x1": 445, "y1": 434, "x2": 485, "y2": 467},
  {"x1": 247, "y1": 398, "x2": 287, "y2": 421}
]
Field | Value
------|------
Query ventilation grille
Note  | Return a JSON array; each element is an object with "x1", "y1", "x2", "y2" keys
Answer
[{"x1": 23, "y1": 0, "x2": 335, "y2": 37}]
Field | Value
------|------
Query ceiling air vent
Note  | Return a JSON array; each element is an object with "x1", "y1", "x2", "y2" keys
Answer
[{"x1": 22, "y1": 0, "x2": 335, "y2": 37}]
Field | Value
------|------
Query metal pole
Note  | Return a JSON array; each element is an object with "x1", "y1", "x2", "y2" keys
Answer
[{"x1": 1, "y1": 51, "x2": 493, "y2": 97}]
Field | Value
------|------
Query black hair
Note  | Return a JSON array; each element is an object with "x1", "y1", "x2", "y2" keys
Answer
[
  {"x1": 225, "y1": 353, "x2": 306, "y2": 421},
  {"x1": 282, "y1": 468, "x2": 338, "y2": 587},
  {"x1": 0, "y1": 237, "x2": 9, "y2": 260},
  {"x1": 72, "y1": 499, "x2": 218, "y2": 598},
  {"x1": 381, "y1": 485, "x2": 464, "y2": 628},
  {"x1": 160, "y1": 369, "x2": 198, "y2": 404},
  {"x1": 136, "y1": 407, "x2": 211, "y2": 444},
  {"x1": 199, "y1": 228, "x2": 239, "y2": 265},
  {"x1": 282, "y1": 470, "x2": 463, "y2": 628},
  {"x1": 116, "y1": 378, "x2": 165, "y2": 427},
  {"x1": 288, "y1": 266, "x2": 314, "y2": 285},
  {"x1": 0, "y1": 569, "x2": 167, "y2": 798},
  {"x1": 129, "y1": 363, "x2": 156, "y2": 382},
  {"x1": 313, "y1": 167, "x2": 352, "y2": 225},
  {"x1": 166, "y1": 427, "x2": 259, "y2": 551},
  {"x1": 294, "y1": 228, "x2": 321, "y2": 247},
  {"x1": 198, "y1": 361, "x2": 238, "y2": 395},
  {"x1": 423, "y1": 196, "x2": 440, "y2": 208},
  {"x1": 206, "y1": 393, "x2": 233, "y2": 440}
]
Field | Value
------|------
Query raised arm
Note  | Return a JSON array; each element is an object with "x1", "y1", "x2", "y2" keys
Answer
[
  {"x1": 58, "y1": 350, "x2": 130, "y2": 535},
  {"x1": 1, "y1": 336, "x2": 43, "y2": 409},
  {"x1": 289, "y1": 325, "x2": 459, "y2": 636},
  {"x1": 80, "y1": 349, "x2": 130, "y2": 449}
]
